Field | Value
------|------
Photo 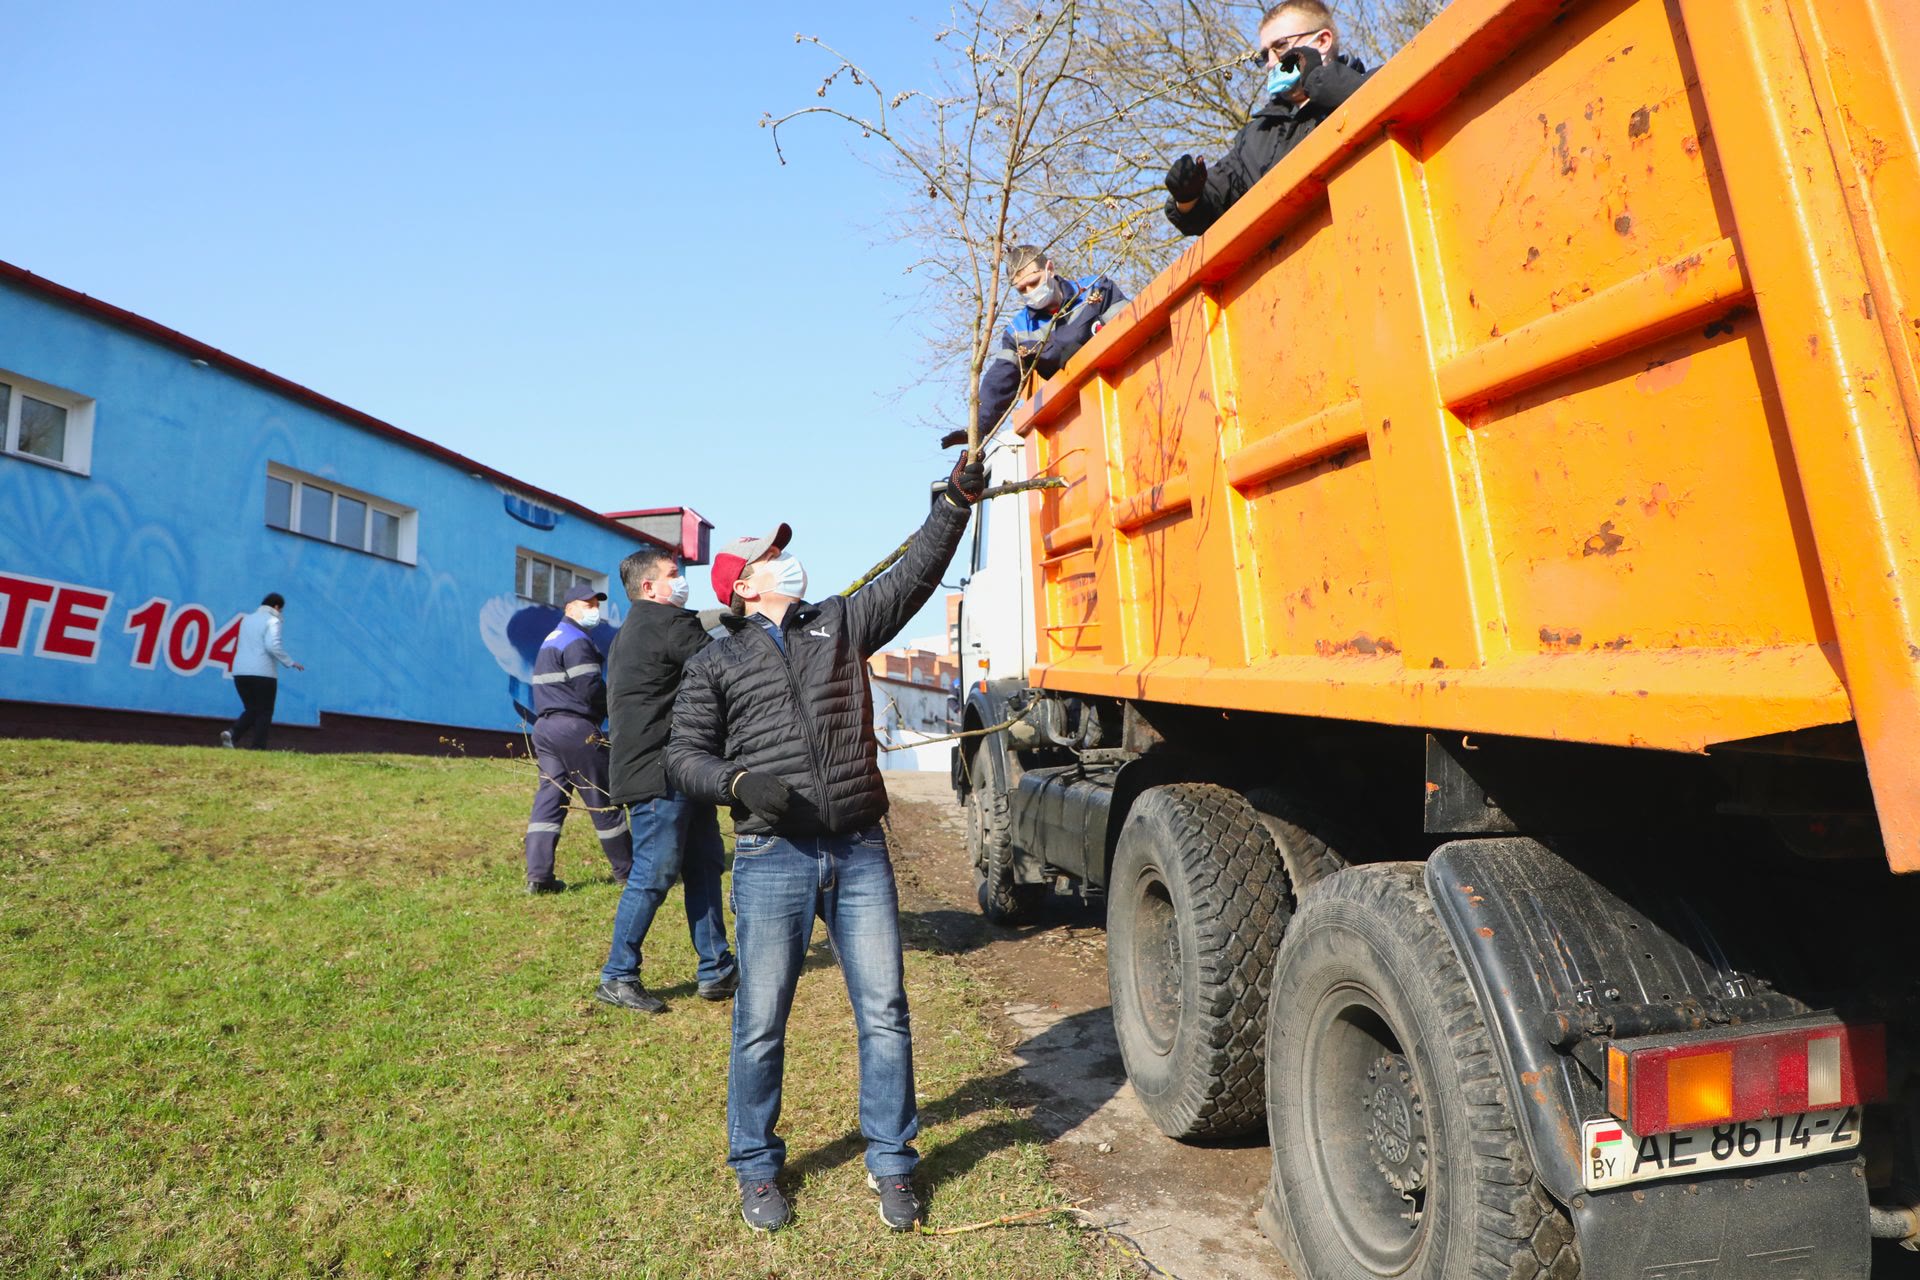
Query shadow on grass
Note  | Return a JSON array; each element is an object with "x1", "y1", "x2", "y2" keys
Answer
[
  {"x1": 898, "y1": 894, "x2": 1105, "y2": 959},
  {"x1": 785, "y1": 1006, "x2": 1127, "y2": 1206}
]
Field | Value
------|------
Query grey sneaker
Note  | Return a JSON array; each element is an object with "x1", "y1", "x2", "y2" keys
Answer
[
  {"x1": 526, "y1": 877, "x2": 566, "y2": 895},
  {"x1": 594, "y1": 977, "x2": 665, "y2": 1014},
  {"x1": 740, "y1": 1180, "x2": 791, "y2": 1232},
  {"x1": 867, "y1": 1173, "x2": 922, "y2": 1230},
  {"x1": 697, "y1": 968, "x2": 740, "y2": 1002},
  {"x1": 218, "y1": 730, "x2": 234, "y2": 748}
]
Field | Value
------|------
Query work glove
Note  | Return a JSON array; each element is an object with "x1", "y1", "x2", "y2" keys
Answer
[
  {"x1": 944, "y1": 453, "x2": 988, "y2": 506},
  {"x1": 1165, "y1": 154, "x2": 1207, "y2": 204},
  {"x1": 731, "y1": 771, "x2": 793, "y2": 822},
  {"x1": 1279, "y1": 45, "x2": 1323, "y2": 77}
]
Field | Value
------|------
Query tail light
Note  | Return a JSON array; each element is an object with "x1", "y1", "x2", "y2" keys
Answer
[{"x1": 1605, "y1": 1021, "x2": 1885, "y2": 1136}]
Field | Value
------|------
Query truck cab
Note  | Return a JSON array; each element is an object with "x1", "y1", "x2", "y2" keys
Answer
[{"x1": 956, "y1": 436, "x2": 1034, "y2": 690}]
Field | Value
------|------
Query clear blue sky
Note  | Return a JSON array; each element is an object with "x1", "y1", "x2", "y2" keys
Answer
[{"x1": 8, "y1": 2, "x2": 979, "y2": 637}]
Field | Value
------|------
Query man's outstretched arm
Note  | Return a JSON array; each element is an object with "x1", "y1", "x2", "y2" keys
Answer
[{"x1": 846, "y1": 465, "x2": 980, "y2": 656}]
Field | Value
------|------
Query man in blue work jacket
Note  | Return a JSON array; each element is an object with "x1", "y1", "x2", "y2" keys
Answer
[
  {"x1": 941, "y1": 245, "x2": 1127, "y2": 449},
  {"x1": 523, "y1": 583, "x2": 632, "y2": 893}
]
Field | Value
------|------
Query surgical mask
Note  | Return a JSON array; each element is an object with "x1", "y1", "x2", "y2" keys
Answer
[
  {"x1": 665, "y1": 575, "x2": 690, "y2": 607},
  {"x1": 1266, "y1": 60, "x2": 1303, "y2": 97},
  {"x1": 1018, "y1": 276, "x2": 1057, "y2": 310},
  {"x1": 756, "y1": 551, "x2": 808, "y2": 600},
  {"x1": 577, "y1": 607, "x2": 602, "y2": 628}
]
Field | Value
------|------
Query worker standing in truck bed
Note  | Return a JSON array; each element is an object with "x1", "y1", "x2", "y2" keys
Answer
[
  {"x1": 944, "y1": 244, "x2": 1127, "y2": 449},
  {"x1": 1163, "y1": 0, "x2": 1370, "y2": 236}
]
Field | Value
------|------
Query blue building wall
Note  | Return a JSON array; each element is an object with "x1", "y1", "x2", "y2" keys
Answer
[{"x1": 0, "y1": 279, "x2": 649, "y2": 736}]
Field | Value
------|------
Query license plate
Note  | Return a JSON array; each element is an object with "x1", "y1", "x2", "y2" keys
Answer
[{"x1": 1581, "y1": 1107, "x2": 1861, "y2": 1190}]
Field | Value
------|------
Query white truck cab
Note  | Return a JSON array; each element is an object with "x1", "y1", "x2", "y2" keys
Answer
[{"x1": 956, "y1": 436, "x2": 1035, "y2": 688}]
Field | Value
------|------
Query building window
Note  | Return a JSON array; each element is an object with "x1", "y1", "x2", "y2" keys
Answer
[
  {"x1": 266, "y1": 463, "x2": 415, "y2": 564},
  {"x1": 0, "y1": 368, "x2": 96, "y2": 475},
  {"x1": 516, "y1": 550, "x2": 603, "y2": 606}
]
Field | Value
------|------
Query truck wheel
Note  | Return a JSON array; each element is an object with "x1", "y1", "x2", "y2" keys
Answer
[
  {"x1": 1261, "y1": 863, "x2": 1576, "y2": 1279},
  {"x1": 1107, "y1": 783, "x2": 1290, "y2": 1139},
  {"x1": 966, "y1": 743, "x2": 1043, "y2": 923},
  {"x1": 1245, "y1": 787, "x2": 1352, "y2": 897}
]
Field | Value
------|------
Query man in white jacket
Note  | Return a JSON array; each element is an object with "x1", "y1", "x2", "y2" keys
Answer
[{"x1": 222, "y1": 592, "x2": 305, "y2": 749}]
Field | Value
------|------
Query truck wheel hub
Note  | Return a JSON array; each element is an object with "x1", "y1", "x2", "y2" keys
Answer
[{"x1": 1364, "y1": 1052, "x2": 1428, "y2": 1197}]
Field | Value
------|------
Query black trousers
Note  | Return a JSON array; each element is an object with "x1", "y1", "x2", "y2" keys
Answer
[{"x1": 229, "y1": 675, "x2": 279, "y2": 749}]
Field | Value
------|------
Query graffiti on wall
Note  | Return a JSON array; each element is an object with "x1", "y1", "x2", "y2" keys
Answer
[{"x1": 477, "y1": 594, "x2": 620, "y2": 725}]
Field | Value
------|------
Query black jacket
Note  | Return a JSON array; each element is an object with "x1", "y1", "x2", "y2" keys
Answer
[
  {"x1": 666, "y1": 496, "x2": 970, "y2": 836},
  {"x1": 606, "y1": 599, "x2": 712, "y2": 805},
  {"x1": 1165, "y1": 55, "x2": 1370, "y2": 237}
]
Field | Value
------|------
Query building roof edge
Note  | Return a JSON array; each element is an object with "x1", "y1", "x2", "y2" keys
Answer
[{"x1": 0, "y1": 259, "x2": 669, "y2": 551}]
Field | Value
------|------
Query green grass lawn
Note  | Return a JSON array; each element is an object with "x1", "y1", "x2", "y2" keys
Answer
[{"x1": 0, "y1": 740, "x2": 1117, "y2": 1279}]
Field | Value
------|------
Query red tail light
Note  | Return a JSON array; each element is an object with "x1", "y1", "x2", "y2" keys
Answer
[{"x1": 1605, "y1": 1021, "x2": 1885, "y2": 1136}]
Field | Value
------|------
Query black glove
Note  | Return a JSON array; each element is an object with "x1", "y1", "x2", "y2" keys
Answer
[
  {"x1": 945, "y1": 453, "x2": 987, "y2": 506},
  {"x1": 939, "y1": 427, "x2": 969, "y2": 450},
  {"x1": 731, "y1": 771, "x2": 792, "y2": 822},
  {"x1": 1278, "y1": 45, "x2": 1322, "y2": 78},
  {"x1": 1165, "y1": 154, "x2": 1207, "y2": 204}
]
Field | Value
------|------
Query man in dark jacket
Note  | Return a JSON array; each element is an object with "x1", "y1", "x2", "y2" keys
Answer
[
  {"x1": 941, "y1": 245, "x2": 1127, "y2": 449},
  {"x1": 593, "y1": 547, "x2": 737, "y2": 1014},
  {"x1": 667, "y1": 456, "x2": 985, "y2": 1234},
  {"x1": 1162, "y1": 0, "x2": 1370, "y2": 237},
  {"x1": 523, "y1": 583, "x2": 631, "y2": 893}
]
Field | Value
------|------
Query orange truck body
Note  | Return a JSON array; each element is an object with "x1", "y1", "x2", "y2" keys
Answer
[{"x1": 1016, "y1": 0, "x2": 1920, "y2": 870}]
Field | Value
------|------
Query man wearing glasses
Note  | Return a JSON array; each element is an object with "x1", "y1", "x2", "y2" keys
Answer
[{"x1": 1163, "y1": 0, "x2": 1371, "y2": 236}]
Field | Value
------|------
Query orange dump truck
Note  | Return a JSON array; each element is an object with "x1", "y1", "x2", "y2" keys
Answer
[{"x1": 949, "y1": 0, "x2": 1920, "y2": 1275}]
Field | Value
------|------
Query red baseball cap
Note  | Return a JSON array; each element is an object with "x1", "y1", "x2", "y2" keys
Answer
[{"x1": 709, "y1": 523, "x2": 792, "y2": 605}]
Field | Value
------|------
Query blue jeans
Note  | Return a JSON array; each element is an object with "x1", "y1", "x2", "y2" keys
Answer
[
  {"x1": 600, "y1": 793, "x2": 734, "y2": 987},
  {"x1": 726, "y1": 826, "x2": 918, "y2": 1185}
]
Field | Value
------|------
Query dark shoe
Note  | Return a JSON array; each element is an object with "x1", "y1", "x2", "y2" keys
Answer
[
  {"x1": 740, "y1": 1180, "x2": 791, "y2": 1232},
  {"x1": 867, "y1": 1172, "x2": 922, "y2": 1231},
  {"x1": 697, "y1": 968, "x2": 740, "y2": 1002},
  {"x1": 594, "y1": 977, "x2": 665, "y2": 1014},
  {"x1": 526, "y1": 877, "x2": 567, "y2": 895}
]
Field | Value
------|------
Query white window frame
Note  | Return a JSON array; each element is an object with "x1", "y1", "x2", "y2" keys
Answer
[
  {"x1": 266, "y1": 463, "x2": 417, "y2": 565},
  {"x1": 516, "y1": 548, "x2": 606, "y2": 607},
  {"x1": 0, "y1": 367, "x2": 96, "y2": 476}
]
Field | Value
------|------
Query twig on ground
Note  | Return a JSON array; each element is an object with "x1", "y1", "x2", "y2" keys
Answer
[
  {"x1": 1071, "y1": 1217, "x2": 1191, "y2": 1278},
  {"x1": 916, "y1": 1197, "x2": 1092, "y2": 1236}
]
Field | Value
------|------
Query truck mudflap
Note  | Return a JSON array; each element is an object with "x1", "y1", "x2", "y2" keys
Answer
[
  {"x1": 1423, "y1": 839, "x2": 1871, "y2": 1276},
  {"x1": 1573, "y1": 1160, "x2": 1868, "y2": 1279}
]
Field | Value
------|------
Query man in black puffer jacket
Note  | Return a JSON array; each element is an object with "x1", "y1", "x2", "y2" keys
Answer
[
  {"x1": 667, "y1": 455, "x2": 984, "y2": 1234},
  {"x1": 1162, "y1": 0, "x2": 1370, "y2": 237}
]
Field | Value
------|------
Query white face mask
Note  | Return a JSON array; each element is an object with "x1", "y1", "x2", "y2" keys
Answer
[
  {"x1": 1018, "y1": 275, "x2": 1057, "y2": 310},
  {"x1": 665, "y1": 575, "x2": 690, "y2": 607},
  {"x1": 755, "y1": 551, "x2": 808, "y2": 601},
  {"x1": 576, "y1": 607, "x2": 602, "y2": 628}
]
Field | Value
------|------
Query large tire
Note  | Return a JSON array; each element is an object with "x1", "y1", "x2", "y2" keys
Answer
[
  {"x1": 1245, "y1": 786, "x2": 1353, "y2": 897},
  {"x1": 1107, "y1": 783, "x2": 1291, "y2": 1139},
  {"x1": 1261, "y1": 863, "x2": 1577, "y2": 1280},
  {"x1": 966, "y1": 742, "x2": 1044, "y2": 923}
]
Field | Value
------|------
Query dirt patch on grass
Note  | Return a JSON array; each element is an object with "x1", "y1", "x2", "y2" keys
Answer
[{"x1": 883, "y1": 773, "x2": 1293, "y2": 1280}]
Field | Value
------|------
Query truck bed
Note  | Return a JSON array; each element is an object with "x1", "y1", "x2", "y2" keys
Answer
[{"x1": 1015, "y1": 0, "x2": 1920, "y2": 869}]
